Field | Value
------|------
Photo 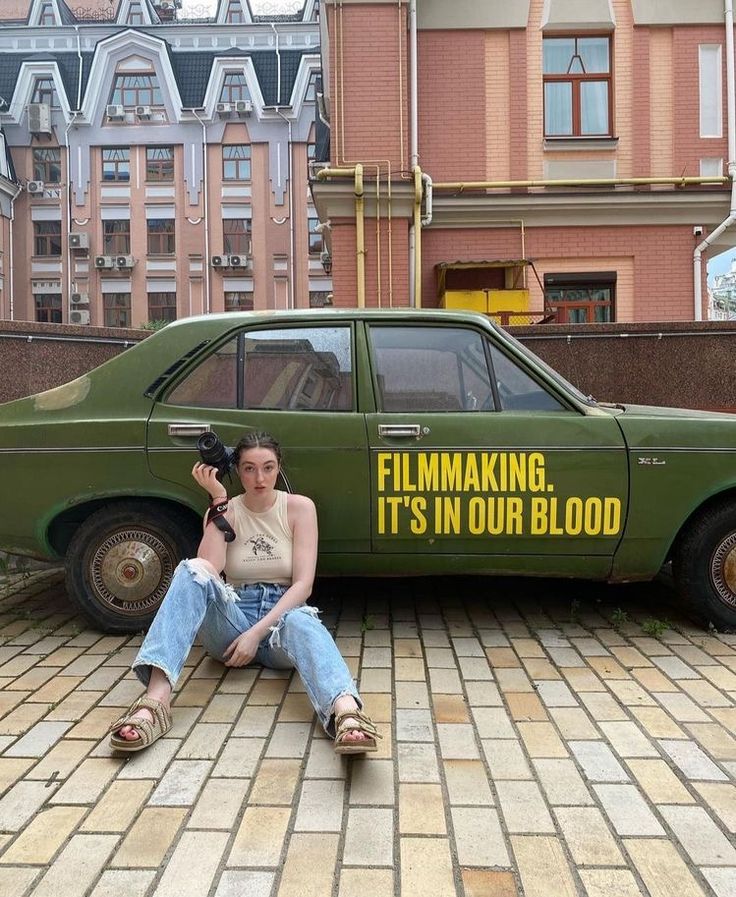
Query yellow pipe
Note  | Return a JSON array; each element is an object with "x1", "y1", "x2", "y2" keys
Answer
[
  {"x1": 413, "y1": 165, "x2": 422, "y2": 307},
  {"x1": 316, "y1": 165, "x2": 366, "y2": 308},
  {"x1": 433, "y1": 176, "x2": 729, "y2": 191}
]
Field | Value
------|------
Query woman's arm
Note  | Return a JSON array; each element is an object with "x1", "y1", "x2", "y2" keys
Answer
[
  {"x1": 191, "y1": 462, "x2": 235, "y2": 574},
  {"x1": 223, "y1": 494, "x2": 318, "y2": 666}
]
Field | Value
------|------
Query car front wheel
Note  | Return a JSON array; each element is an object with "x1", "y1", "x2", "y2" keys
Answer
[
  {"x1": 65, "y1": 502, "x2": 200, "y2": 633},
  {"x1": 673, "y1": 502, "x2": 736, "y2": 631}
]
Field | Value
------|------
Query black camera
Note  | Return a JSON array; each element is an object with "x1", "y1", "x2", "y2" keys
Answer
[{"x1": 197, "y1": 431, "x2": 236, "y2": 482}]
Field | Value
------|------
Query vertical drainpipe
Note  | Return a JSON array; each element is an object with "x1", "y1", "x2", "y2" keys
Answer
[
  {"x1": 271, "y1": 23, "x2": 296, "y2": 309},
  {"x1": 408, "y1": 0, "x2": 419, "y2": 307},
  {"x1": 191, "y1": 109, "x2": 211, "y2": 314},
  {"x1": 8, "y1": 182, "x2": 23, "y2": 320},
  {"x1": 693, "y1": 0, "x2": 736, "y2": 320}
]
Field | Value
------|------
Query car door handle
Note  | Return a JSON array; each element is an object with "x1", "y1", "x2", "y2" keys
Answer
[
  {"x1": 167, "y1": 423, "x2": 211, "y2": 438},
  {"x1": 378, "y1": 424, "x2": 424, "y2": 438}
]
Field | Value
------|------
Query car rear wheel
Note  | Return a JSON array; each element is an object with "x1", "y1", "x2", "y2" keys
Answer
[
  {"x1": 673, "y1": 502, "x2": 736, "y2": 631},
  {"x1": 65, "y1": 502, "x2": 200, "y2": 633}
]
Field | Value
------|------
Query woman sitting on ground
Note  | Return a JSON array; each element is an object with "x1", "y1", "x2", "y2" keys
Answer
[{"x1": 109, "y1": 430, "x2": 379, "y2": 755}]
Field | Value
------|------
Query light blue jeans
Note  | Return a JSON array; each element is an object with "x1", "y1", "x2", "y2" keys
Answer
[{"x1": 132, "y1": 559, "x2": 361, "y2": 734}]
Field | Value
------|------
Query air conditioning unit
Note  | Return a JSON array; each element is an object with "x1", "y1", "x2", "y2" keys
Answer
[
  {"x1": 135, "y1": 105, "x2": 152, "y2": 119},
  {"x1": 69, "y1": 232, "x2": 89, "y2": 250},
  {"x1": 27, "y1": 180, "x2": 45, "y2": 195},
  {"x1": 234, "y1": 100, "x2": 252, "y2": 115},
  {"x1": 71, "y1": 292, "x2": 89, "y2": 305},
  {"x1": 211, "y1": 255, "x2": 229, "y2": 267},
  {"x1": 115, "y1": 255, "x2": 134, "y2": 268},
  {"x1": 28, "y1": 103, "x2": 52, "y2": 136},
  {"x1": 94, "y1": 255, "x2": 115, "y2": 268},
  {"x1": 229, "y1": 255, "x2": 249, "y2": 269},
  {"x1": 70, "y1": 309, "x2": 90, "y2": 325},
  {"x1": 106, "y1": 104, "x2": 126, "y2": 120},
  {"x1": 216, "y1": 102, "x2": 232, "y2": 115}
]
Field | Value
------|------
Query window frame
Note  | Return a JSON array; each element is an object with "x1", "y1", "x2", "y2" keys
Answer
[
  {"x1": 33, "y1": 147, "x2": 61, "y2": 183},
  {"x1": 103, "y1": 292, "x2": 132, "y2": 328},
  {"x1": 542, "y1": 33, "x2": 613, "y2": 138},
  {"x1": 544, "y1": 271, "x2": 616, "y2": 324},
  {"x1": 225, "y1": 0, "x2": 245, "y2": 24},
  {"x1": 225, "y1": 291, "x2": 254, "y2": 311},
  {"x1": 147, "y1": 291, "x2": 177, "y2": 323},
  {"x1": 220, "y1": 72, "x2": 249, "y2": 103},
  {"x1": 307, "y1": 216, "x2": 323, "y2": 255},
  {"x1": 34, "y1": 293, "x2": 62, "y2": 323},
  {"x1": 146, "y1": 146, "x2": 174, "y2": 181},
  {"x1": 223, "y1": 218, "x2": 251, "y2": 255},
  {"x1": 109, "y1": 73, "x2": 163, "y2": 109},
  {"x1": 102, "y1": 147, "x2": 130, "y2": 182},
  {"x1": 222, "y1": 145, "x2": 252, "y2": 181},
  {"x1": 33, "y1": 220, "x2": 62, "y2": 257},
  {"x1": 31, "y1": 76, "x2": 58, "y2": 108},
  {"x1": 147, "y1": 218, "x2": 176, "y2": 255},
  {"x1": 103, "y1": 219, "x2": 131, "y2": 255}
]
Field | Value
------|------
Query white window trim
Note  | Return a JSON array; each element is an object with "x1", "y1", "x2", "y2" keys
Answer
[{"x1": 699, "y1": 44, "x2": 723, "y2": 138}]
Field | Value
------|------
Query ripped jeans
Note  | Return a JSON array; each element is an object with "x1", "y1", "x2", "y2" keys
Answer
[{"x1": 132, "y1": 559, "x2": 361, "y2": 734}]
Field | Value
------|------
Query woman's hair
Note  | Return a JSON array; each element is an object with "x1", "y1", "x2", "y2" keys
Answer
[{"x1": 235, "y1": 431, "x2": 282, "y2": 466}]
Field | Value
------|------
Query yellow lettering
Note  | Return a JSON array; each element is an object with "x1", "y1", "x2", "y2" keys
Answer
[
  {"x1": 482, "y1": 453, "x2": 499, "y2": 492},
  {"x1": 584, "y1": 497, "x2": 603, "y2": 535},
  {"x1": 409, "y1": 496, "x2": 427, "y2": 534},
  {"x1": 509, "y1": 453, "x2": 526, "y2": 492},
  {"x1": 377, "y1": 497, "x2": 385, "y2": 534},
  {"x1": 528, "y1": 452, "x2": 545, "y2": 492},
  {"x1": 603, "y1": 497, "x2": 621, "y2": 535},
  {"x1": 385, "y1": 496, "x2": 401, "y2": 534},
  {"x1": 531, "y1": 497, "x2": 548, "y2": 534},
  {"x1": 468, "y1": 496, "x2": 485, "y2": 534},
  {"x1": 548, "y1": 497, "x2": 563, "y2": 535},
  {"x1": 488, "y1": 497, "x2": 505, "y2": 535},
  {"x1": 401, "y1": 453, "x2": 416, "y2": 492},
  {"x1": 418, "y1": 453, "x2": 439, "y2": 491},
  {"x1": 463, "y1": 453, "x2": 480, "y2": 491},
  {"x1": 565, "y1": 497, "x2": 583, "y2": 535},
  {"x1": 441, "y1": 453, "x2": 463, "y2": 491},
  {"x1": 377, "y1": 453, "x2": 392, "y2": 492},
  {"x1": 507, "y1": 496, "x2": 523, "y2": 534}
]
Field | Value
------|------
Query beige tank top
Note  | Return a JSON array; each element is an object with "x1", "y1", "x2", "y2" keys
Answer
[{"x1": 224, "y1": 490, "x2": 293, "y2": 586}]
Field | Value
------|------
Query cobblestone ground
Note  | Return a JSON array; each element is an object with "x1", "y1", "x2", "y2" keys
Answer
[{"x1": 0, "y1": 569, "x2": 735, "y2": 897}]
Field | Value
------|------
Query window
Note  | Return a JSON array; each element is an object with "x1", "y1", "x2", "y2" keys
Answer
[
  {"x1": 147, "y1": 219, "x2": 175, "y2": 255},
  {"x1": 110, "y1": 74, "x2": 163, "y2": 108},
  {"x1": 543, "y1": 35, "x2": 612, "y2": 137},
  {"x1": 127, "y1": 2, "x2": 144, "y2": 25},
  {"x1": 307, "y1": 142, "x2": 317, "y2": 161},
  {"x1": 35, "y1": 293, "x2": 61, "y2": 323},
  {"x1": 146, "y1": 146, "x2": 174, "y2": 181},
  {"x1": 103, "y1": 220, "x2": 131, "y2": 254},
  {"x1": 306, "y1": 71, "x2": 319, "y2": 101},
  {"x1": 220, "y1": 73, "x2": 249, "y2": 103},
  {"x1": 39, "y1": 3, "x2": 56, "y2": 26},
  {"x1": 103, "y1": 293, "x2": 131, "y2": 328},
  {"x1": 544, "y1": 272, "x2": 615, "y2": 323},
  {"x1": 102, "y1": 148, "x2": 130, "y2": 182},
  {"x1": 369, "y1": 326, "x2": 493, "y2": 412},
  {"x1": 488, "y1": 344, "x2": 565, "y2": 412},
  {"x1": 225, "y1": 0, "x2": 245, "y2": 24},
  {"x1": 148, "y1": 292, "x2": 177, "y2": 323},
  {"x1": 223, "y1": 218, "x2": 251, "y2": 255},
  {"x1": 700, "y1": 45, "x2": 723, "y2": 138},
  {"x1": 309, "y1": 290, "x2": 332, "y2": 308},
  {"x1": 34, "y1": 221, "x2": 61, "y2": 256},
  {"x1": 33, "y1": 148, "x2": 61, "y2": 183},
  {"x1": 225, "y1": 291, "x2": 254, "y2": 311},
  {"x1": 308, "y1": 216, "x2": 323, "y2": 255},
  {"x1": 222, "y1": 145, "x2": 251, "y2": 181},
  {"x1": 168, "y1": 339, "x2": 239, "y2": 408},
  {"x1": 31, "y1": 77, "x2": 58, "y2": 108}
]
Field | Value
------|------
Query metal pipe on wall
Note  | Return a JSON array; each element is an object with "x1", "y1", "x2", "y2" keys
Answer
[{"x1": 190, "y1": 109, "x2": 211, "y2": 315}]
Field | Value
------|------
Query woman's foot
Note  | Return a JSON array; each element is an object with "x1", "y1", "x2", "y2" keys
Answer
[
  {"x1": 117, "y1": 705, "x2": 158, "y2": 741},
  {"x1": 333, "y1": 695, "x2": 380, "y2": 754},
  {"x1": 109, "y1": 695, "x2": 172, "y2": 753}
]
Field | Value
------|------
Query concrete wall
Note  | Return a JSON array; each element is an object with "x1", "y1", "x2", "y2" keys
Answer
[{"x1": 2, "y1": 319, "x2": 736, "y2": 412}]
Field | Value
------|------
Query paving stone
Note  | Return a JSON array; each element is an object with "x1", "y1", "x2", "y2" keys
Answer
[
  {"x1": 396, "y1": 708, "x2": 434, "y2": 742},
  {"x1": 277, "y1": 833, "x2": 339, "y2": 897},
  {"x1": 496, "y1": 780, "x2": 555, "y2": 833},
  {"x1": 658, "y1": 739, "x2": 728, "y2": 780},
  {"x1": 0, "y1": 866, "x2": 38, "y2": 896},
  {"x1": 152, "y1": 830, "x2": 229, "y2": 897},
  {"x1": 199, "y1": 693, "x2": 247, "y2": 723},
  {"x1": 295, "y1": 778, "x2": 345, "y2": 831},
  {"x1": 578, "y1": 692, "x2": 629, "y2": 721},
  {"x1": 349, "y1": 758, "x2": 394, "y2": 805},
  {"x1": 343, "y1": 807, "x2": 394, "y2": 865},
  {"x1": 451, "y1": 806, "x2": 510, "y2": 867},
  {"x1": 28, "y1": 833, "x2": 118, "y2": 897},
  {"x1": 559, "y1": 666, "x2": 607, "y2": 691},
  {"x1": 265, "y1": 722, "x2": 312, "y2": 757},
  {"x1": 692, "y1": 782, "x2": 736, "y2": 831},
  {"x1": 437, "y1": 723, "x2": 479, "y2": 759},
  {"x1": 624, "y1": 757, "x2": 693, "y2": 804},
  {"x1": 495, "y1": 668, "x2": 535, "y2": 693},
  {"x1": 66, "y1": 708, "x2": 118, "y2": 740},
  {"x1": 45, "y1": 690, "x2": 104, "y2": 722},
  {"x1": 443, "y1": 759, "x2": 494, "y2": 805},
  {"x1": 219, "y1": 667, "x2": 257, "y2": 693},
  {"x1": 397, "y1": 742, "x2": 440, "y2": 782},
  {"x1": 505, "y1": 692, "x2": 547, "y2": 721},
  {"x1": 532, "y1": 758, "x2": 594, "y2": 805},
  {"x1": 536, "y1": 680, "x2": 578, "y2": 707},
  {"x1": 631, "y1": 667, "x2": 678, "y2": 691},
  {"x1": 229, "y1": 806, "x2": 291, "y2": 866},
  {"x1": 149, "y1": 759, "x2": 212, "y2": 805},
  {"x1": 511, "y1": 835, "x2": 577, "y2": 897},
  {"x1": 304, "y1": 734, "x2": 346, "y2": 779},
  {"x1": 452, "y1": 637, "x2": 484, "y2": 656},
  {"x1": 553, "y1": 806, "x2": 624, "y2": 865},
  {"x1": 594, "y1": 783, "x2": 665, "y2": 835},
  {"x1": 176, "y1": 722, "x2": 231, "y2": 759},
  {"x1": 395, "y1": 681, "x2": 430, "y2": 709},
  {"x1": 214, "y1": 871, "x2": 275, "y2": 897},
  {"x1": 0, "y1": 779, "x2": 59, "y2": 831},
  {"x1": 31, "y1": 676, "x2": 84, "y2": 705},
  {"x1": 80, "y1": 779, "x2": 153, "y2": 832},
  {"x1": 0, "y1": 757, "x2": 34, "y2": 793},
  {"x1": 48, "y1": 756, "x2": 122, "y2": 805},
  {"x1": 548, "y1": 706, "x2": 599, "y2": 740},
  {"x1": 116, "y1": 736, "x2": 180, "y2": 779},
  {"x1": 98, "y1": 679, "x2": 144, "y2": 707},
  {"x1": 338, "y1": 869, "x2": 394, "y2": 897},
  {"x1": 569, "y1": 740, "x2": 630, "y2": 782},
  {"x1": 702, "y1": 868, "x2": 736, "y2": 897},
  {"x1": 607, "y1": 678, "x2": 658, "y2": 706},
  {"x1": 0, "y1": 805, "x2": 85, "y2": 864},
  {"x1": 432, "y1": 693, "x2": 469, "y2": 723},
  {"x1": 471, "y1": 706, "x2": 515, "y2": 739},
  {"x1": 89, "y1": 870, "x2": 157, "y2": 897},
  {"x1": 428, "y1": 667, "x2": 463, "y2": 693},
  {"x1": 400, "y1": 837, "x2": 456, "y2": 897},
  {"x1": 3, "y1": 720, "x2": 73, "y2": 758},
  {"x1": 678, "y1": 677, "x2": 732, "y2": 706},
  {"x1": 111, "y1": 807, "x2": 187, "y2": 867},
  {"x1": 699, "y1": 665, "x2": 736, "y2": 690},
  {"x1": 651, "y1": 656, "x2": 699, "y2": 680},
  {"x1": 186, "y1": 777, "x2": 250, "y2": 829},
  {"x1": 578, "y1": 868, "x2": 645, "y2": 897},
  {"x1": 482, "y1": 739, "x2": 533, "y2": 780},
  {"x1": 522, "y1": 658, "x2": 562, "y2": 679},
  {"x1": 686, "y1": 722, "x2": 736, "y2": 760},
  {"x1": 460, "y1": 869, "x2": 518, "y2": 897},
  {"x1": 212, "y1": 737, "x2": 265, "y2": 776},
  {"x1": 624, "y1": 838, "x2": 707, "y2": 897},
  {"x1": 598, "y1": 720, "x2": 660, "y2": 757},
  {"x1": 654, "y1": 692, "x2": 711, "y2": 722},
  {"x1": 359, "y1": 668, "x2": 392, "y2": 691},
  {"x1": 398, "y1": 783, "x2": 446, "y2": 834},
  {"x1": 517, "y1": 722, "x2": 568, "y2": 758},
  {"x1": 0, "y1": 701, "x2": 52, "y2": 735},
  {"x1": 464, "y1": 680, "x2": 503, "y2": 705},
  {"x1": 658, "y1": 805, "x2": 736, "y2": 865}
]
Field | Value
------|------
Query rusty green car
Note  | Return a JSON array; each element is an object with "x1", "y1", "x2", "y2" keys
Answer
[{"x1": 1, "y1": 309, "x2": 736, "y2": 632}]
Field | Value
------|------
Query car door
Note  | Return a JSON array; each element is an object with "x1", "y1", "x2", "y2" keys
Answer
[
  {"x1": 365, "y1": 321, "x2": 629, "y2": 569},
  {"x1": 147, "y1": 321, "x2": 370, "y2": 554}
]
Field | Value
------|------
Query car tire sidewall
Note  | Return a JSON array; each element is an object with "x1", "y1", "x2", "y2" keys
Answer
[{"x1": 65, "y1": 502, "x2": 199, "y2": 633}]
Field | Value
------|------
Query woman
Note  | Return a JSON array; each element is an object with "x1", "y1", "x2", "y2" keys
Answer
[{"x1": 109, "y1": 431, "x2": 379, "y2": 755}]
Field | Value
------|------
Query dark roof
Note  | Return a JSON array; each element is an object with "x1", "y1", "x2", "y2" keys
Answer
[
  {"x1": 56, "y1": 0, "x2": 78, "y2": 26},
  {"x1": 0, "y1": 52, "x2": 94, "y2": 108}
]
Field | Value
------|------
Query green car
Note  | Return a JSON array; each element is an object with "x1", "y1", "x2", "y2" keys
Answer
[{"x1": 1, "y1": 309, "x2": 735, "y2": 632}]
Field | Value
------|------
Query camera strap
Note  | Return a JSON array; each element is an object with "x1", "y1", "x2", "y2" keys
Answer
[{"x1": 207, "y1": 502, "x2": 236, "y2": 543}]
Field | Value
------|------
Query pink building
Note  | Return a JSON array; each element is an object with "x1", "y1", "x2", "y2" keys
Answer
[{"x1": 311, "y1": 0, "x2": 736, "y2": 322}]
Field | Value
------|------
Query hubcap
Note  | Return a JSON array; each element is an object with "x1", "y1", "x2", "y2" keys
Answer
[
  {"x1": 710, "y1": 532, "x2": 736, "y2": 609},
  {"x1": 90, "y1": 529, "x2": 175, "y2": 616}
]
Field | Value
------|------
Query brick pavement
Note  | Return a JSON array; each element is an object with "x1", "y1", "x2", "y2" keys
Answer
[{"x1": 0, "y1": 569, "x2": 735, "y2": 897}]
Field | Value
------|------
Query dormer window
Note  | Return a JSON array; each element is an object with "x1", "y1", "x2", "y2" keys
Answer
[
  {"x1": 32, "y1": 76, "x2": 59, "y2": 108},
  {"x1": 128, "y1": 2, "x2": 145, "y2": 26},
  {"x1": 110, "y1": 73, "x2": 163, "y2": 109},
  {"x1": 220, "y1": 73, "x2": 249, "y2": 103},
  {"x1": 306, "y1": 72, "x2": 319, "y2": 102},
  {"x1": 226, "y1": 1, "x2": 245, "y2": 24},
  {"x1": 39, "y1": 3, "x2": 56, "y2": 26}
]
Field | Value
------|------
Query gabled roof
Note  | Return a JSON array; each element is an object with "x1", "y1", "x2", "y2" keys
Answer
[{"x1": 0, "y1": 52, "x2": 94, "y2": 109}]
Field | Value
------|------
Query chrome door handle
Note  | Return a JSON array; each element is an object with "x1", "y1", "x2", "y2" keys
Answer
[
  {"x1": 378, "y1": 424, "x2": 423, "y2": 438},
  {"x1": 167, "y1": 423, "x2": 211, "y2": 437}
]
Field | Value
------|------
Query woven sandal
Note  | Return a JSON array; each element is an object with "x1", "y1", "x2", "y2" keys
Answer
[
  {"x1": 333, "y1": 709, "x2": 381, "y2": 755},
  {"x1": 109, "y1": 696, "x2": 172, "y2": 753}
]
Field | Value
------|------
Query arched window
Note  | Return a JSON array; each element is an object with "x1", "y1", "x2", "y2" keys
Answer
[
  {"x1": 220, "y1": 73, "x2": 249, "y2": 103},
  {"x1": 32, "y1": 76, "x2": 59, "y2": 108},
  {"x1": 110, "y1": 73, "x2": 163, "y2": 108}
]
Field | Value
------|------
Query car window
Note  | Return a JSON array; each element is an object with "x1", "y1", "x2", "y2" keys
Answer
[
  {"x1": 243, "y1": 326, "x2": 353, "y2": 410},
  {"x1": 489, "y1": 343, "x2": 566, "y2": 411},
  {"x1": 167, "y1": 338, "x2": 238, "y2": 408},
  {"x1": 370, "y1": 325, "x2": 493, "y2": 412}
]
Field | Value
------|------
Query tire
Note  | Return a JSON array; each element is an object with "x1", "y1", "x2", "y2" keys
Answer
[
  {"x1": 64, "y1": 501, "x2": 200, "y2": 634},
  {"x1": 673, "y1": 502, "x2": 736, "y2": 631}
]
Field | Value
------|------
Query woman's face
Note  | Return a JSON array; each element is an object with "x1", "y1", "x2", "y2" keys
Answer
[{"x1": 237, "y1": 447, "x2": 279, "y2": 495}]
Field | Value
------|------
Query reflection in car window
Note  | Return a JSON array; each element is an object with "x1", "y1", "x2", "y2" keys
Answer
[
  {"x1": 167, "y1": 338, "x2": 238, "y2": 408},
  {"x1": 370, "y1": 326, "x2": 493, "y2": 412},
  {"x1": 489, "y1": 343, "x2": 565, "y2": 411},
  {"x1": 243, "y1": 327, "x2": 353, "y2": 411}
]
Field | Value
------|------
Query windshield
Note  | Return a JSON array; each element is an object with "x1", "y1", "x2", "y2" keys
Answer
[{"x1": 495, "y1": 327, "x2": 597, "y2": 406}]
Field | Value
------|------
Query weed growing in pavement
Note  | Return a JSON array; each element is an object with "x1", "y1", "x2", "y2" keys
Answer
[
  {"x1": 641, "y1": 617, "x2": 672, "y2": 639},
  {"x1": 610, "y1": 607, "x2": 629, "y2": 627},
  {"x1": 361, "y1": 614, "x2": 375, "y2": 632}
]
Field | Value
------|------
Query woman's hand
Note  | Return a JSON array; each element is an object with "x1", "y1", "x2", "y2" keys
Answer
[
  {"x1": 223, "y1": 628, "x2": 262, "y2": 667},
  {"x1": 192, "y1": 462, "x2": 227, "y2": 502}
]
